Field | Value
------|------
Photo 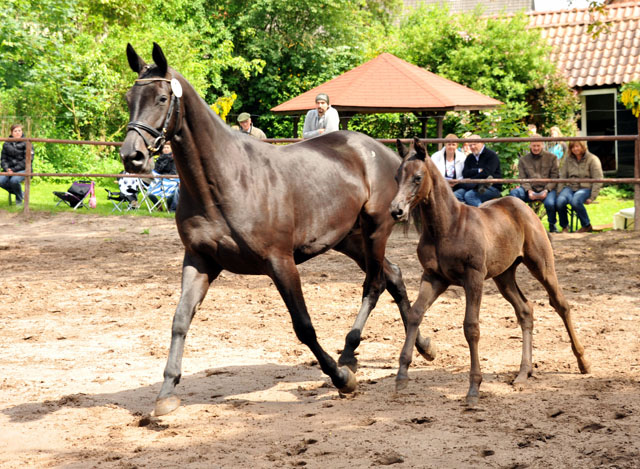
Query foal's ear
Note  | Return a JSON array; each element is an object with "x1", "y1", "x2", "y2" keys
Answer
[
  {"x1": 126, "y1": 43, "x2": 146, "y2": 74},
  {"x1": 413, "y1": 137, "x2": 427, "y2": 161},
  {"x1": 396, "y1": 139, "x2": 408, "y2": 158},
  {"x1": 152, "y1": 42, "x2": 168, "y2": 76}
]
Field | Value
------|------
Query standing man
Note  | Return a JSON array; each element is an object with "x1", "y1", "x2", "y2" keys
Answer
[
  {"x1": 458, "y1": 135, "x2": 502, "y2": 207},
  {"x1": 509, "y1": 135, "x2": 559, "y2": 232},
  {"x1": 302, "y1": 93, "x2": 340, "y2": 139},
  {"x1": 234, "y1": 112, "x2": 267, "y2": 139}
]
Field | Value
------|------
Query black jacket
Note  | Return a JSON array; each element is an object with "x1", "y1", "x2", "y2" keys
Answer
[
  {"x1": 1, "y1": 139, "x2": 33, "y2": 172},
  {"x1": 154, "y1": 153, "x2": 176, "y2": 175},
  {"x1": 461, "y1": 146, "x2": 502, "y2": 191}
]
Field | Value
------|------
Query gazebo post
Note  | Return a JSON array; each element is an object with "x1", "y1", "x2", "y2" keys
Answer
[
  {"x1": 436, "y1": 114, "x2": 444, "y2": 150},
  {"x1": 292, "y1": 115, "x2": 300, "y2": 138}
]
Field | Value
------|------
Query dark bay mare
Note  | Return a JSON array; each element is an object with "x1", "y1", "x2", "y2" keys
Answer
[
  {"x1": 390, "y1": 138, "x2": 590, "y2": 406},
  {"x1": 119, "y1": 43, "x2": 432, "y2": 416}
]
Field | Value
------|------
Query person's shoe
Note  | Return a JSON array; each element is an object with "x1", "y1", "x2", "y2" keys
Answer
[
  {"x1": 549, "y1": 224, "x2": 558, "y2": 233},
  {"x1": 561, "y1": 226, "x2": 569, "y2": 233},
  {"x1": 577, "y1": 224, "x2": 593, "y2": 233}
]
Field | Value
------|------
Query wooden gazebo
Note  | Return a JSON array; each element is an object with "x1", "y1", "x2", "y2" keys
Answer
[{"x1": 271, "y1": 53, "x2": 503, "y2": 138}]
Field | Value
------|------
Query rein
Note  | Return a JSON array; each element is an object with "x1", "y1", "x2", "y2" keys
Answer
[{"x1": 126, "y1": 77, "x2": 182, "y2": 154}]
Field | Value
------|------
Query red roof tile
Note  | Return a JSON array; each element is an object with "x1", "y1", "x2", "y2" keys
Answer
[
  {"x1": 529, "y1": 2, "x2": 640, "y2": 87},
  {"x1": 271, "y1": 53, "x2": 502, "y2": 114}
]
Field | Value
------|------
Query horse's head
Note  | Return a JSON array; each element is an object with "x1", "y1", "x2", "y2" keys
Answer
[
  {"x1": 120, "y1": 43, "x2": 183, "y2": 174},
  {"x1": 390, "y1": 137, "x2": 431, "y2": 221}
]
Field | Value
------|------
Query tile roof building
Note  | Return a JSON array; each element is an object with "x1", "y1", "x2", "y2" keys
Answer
[{"x1": 404, "y1": 0, "x2": 533, "y2": 15}]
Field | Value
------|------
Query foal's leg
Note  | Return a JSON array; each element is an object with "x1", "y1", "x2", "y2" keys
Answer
[
  {"x1": 523, "y1": 247, "x2": 591, "y2": 374},
  {"x1": 396, "y1": 274, "x2": 448, "y2": 391},
  {"x1": 334, "y1": 236, "x2": 433, "y2": 371},
  {"x1": 462, "y1": 270, "x2": 485, "y2": 407},
  {"x1": 269, "y1": 254, "x2": 356, "y2": 393},
  {"x1": 493, "y1": 265, "x2": 535, "y2": 383},
  {"x1": 155, "y1": 252, "x2": 221, "y2": 416}
]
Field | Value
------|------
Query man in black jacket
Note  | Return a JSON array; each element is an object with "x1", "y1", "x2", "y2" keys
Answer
[
  {"x1": 458, "y1": 134, "x2": 502, "y2": 207},
  {"x1": 1, "y1": 124, "x2": 33, "y2": 205}
]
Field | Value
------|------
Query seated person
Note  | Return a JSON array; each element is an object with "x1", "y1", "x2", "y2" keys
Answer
[
  {"x1": 148, "y1": 142, "x2": 179, "y2": 212},
  {"x1": 430, "y1": 133, "x2": 467, "y2": 202},
  {"x1": 509, "y1": 136, "x2": 559, "y2": 232},
  {"x1": 457, "y1": 135, "x2": 502, "y2": 207},
  {"x1": 556, "y1": 140, "x2": 603, "y2": 233}
]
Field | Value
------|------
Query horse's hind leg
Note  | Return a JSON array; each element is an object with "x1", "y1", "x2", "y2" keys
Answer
[
  {"x1": 269, "y1": 255, "x2": 356, "y2": 393},
  {"x1": 334, "y1": 236, "x2": 433, "y2": 371},
  {"x1": 493, "y1": 265, "x2": 535, "y2": 384},
  {"x1": 523, "y1": 245, "x2": 591, "y2": 374},
  {"x1": 155, "y1": 252, "x2": 221, "y2": 416}
]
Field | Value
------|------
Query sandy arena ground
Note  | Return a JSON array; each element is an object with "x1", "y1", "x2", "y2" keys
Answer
[{"x1": 0, "y1": 210, "x2": 638, "y2": 468}]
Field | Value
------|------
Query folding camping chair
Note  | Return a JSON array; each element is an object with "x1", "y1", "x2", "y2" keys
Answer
[
  {"x1": 53, "y1": 180, "x2": 94, "y2": 210},
  {"x1": 105, "y1": 174, "x2": 140, "y2": 212},
  {"x1": 138, "y1": 171, "x2": 179, "y2": 213}
]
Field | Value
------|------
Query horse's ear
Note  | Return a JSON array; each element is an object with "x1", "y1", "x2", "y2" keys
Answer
[
  {"x1": 396, "y1": 139, "x2": 408, "y2": 158},
  {"x1": 413, "y1": 137, "x2": 427, "y2": 161},
  {"x1": 126, "y1": 43, "x2": 146, "y2": 73},
  {"x1": 152, "y1": 42, "x2": 168, "y2": 76}
]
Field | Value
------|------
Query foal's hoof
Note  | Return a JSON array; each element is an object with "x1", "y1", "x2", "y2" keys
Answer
[
  {"x1": 154, "y1": 395, "x2": 181, "y2": 416},
  {"x1": 338, "y1": 366, "x2": 357, "y2": 394},
  {"x1": 465, "y1": 395, "x2": 479, "y2": 408},
  {"x1": 337, "y1": 356, "x2": 358, "y2": 373},
  {"x1": 578, "y1": 359, "x2": 591, "y2": 374},
  {"x1": 417, "y1": 338, "x2": 437, "y2": 362},
  {"x1": 513, "y1": 371, "x2": 530, "y2": 385}
]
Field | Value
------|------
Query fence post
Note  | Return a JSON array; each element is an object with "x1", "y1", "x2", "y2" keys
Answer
[
  {"x1": 24, "y1": 140, "x2": 32, "y2": 215},
  {"x1": 636, "y1": 118, "x2": 640, "y2": 231}
]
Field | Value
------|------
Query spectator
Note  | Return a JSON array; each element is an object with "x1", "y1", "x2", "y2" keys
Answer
[
  {"x1": 548, "y1": 126, "x2": 567, "y2": 161},
  {"x1": 556, "y1": 140, "x2": 603, "y2": 233},
  {"x1": 461, "y1": 131, "x2": 473, "y2": 157},
  {"x1": 148, "y1": 142, "x2": 179, "y2": 212},
  {"x1": 527, "y1": 123, "x2": 537, "y2": 135},
  {"x1": 234, "y1": 112, "x2": 266, "y2": 140},
  {"x1": 0, "y1": 123, "x2": 33, "y2": 206},
  {"x1": 458, "y1": 135, "x2": 502, "y2": 207},
  {"x1": 302, "y1": 93, "x2": 340, "y2": 139},
  {"x1": 431, "y1": 133, "x2": 467, "y2": 202},
  {"x1": 509, "y1": 136, "x2": 560, "y2": 232}
]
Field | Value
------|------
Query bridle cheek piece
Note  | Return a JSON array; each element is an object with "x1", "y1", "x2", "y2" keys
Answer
[{"x1": 126, "y1": 77, "x2": 182, "y2": 155}]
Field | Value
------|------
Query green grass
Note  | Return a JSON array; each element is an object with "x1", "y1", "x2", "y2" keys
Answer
[
  {"x1": 1, "y1": 179, "x2": 173, "y2": 218},
  {"x1": 0, "y1": 180, "x2": 635, "y2": 229}
]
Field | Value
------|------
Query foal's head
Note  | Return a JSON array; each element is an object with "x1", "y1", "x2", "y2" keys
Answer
[
  {"x1": 120, "y1": 43, "x2": 182, "y2": 174},
  {"x1": 390, "y1": 137, "x2": 432, "y2": 222}
]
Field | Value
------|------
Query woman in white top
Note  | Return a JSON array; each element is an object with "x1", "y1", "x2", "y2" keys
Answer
[{"x1": 431, "y1": 133, "x2": 467, "y2": 202}]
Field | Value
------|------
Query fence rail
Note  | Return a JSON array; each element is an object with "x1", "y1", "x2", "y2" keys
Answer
[{"x1": 1, "y1": 134, "x2": 639, "y2": 231}]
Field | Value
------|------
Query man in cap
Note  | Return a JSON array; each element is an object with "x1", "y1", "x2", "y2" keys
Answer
[
  {"x1": 234, "y1": 112, "x2": 267, "y2": 139},
  {"x1": 302, "y1": 93, "x2": 340, "y2": 139}
]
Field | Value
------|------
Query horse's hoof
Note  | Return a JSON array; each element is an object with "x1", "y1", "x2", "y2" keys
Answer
[
  {"x1": 578, "y1": 359, "x2": 591, "y2": 374},
  {"x1": 395, "y1": 378, "x2": 409, "y2": 392},
  {"x1": 338, "y1": 366, "x2": 357, "y2": 393},
  {"x1": 338, "y1": 356, "x2": 358, "y2": 373},
  {"x1": 465, "y1": 395, "x2": 479, "y2": 408},
  {"x1": 154, "y1": 395, "x2": 181, "y2": 416},
  {"x1": 418, "y1": 338, "x2": 436, "y2": 362},
  {"x1": 513, "y1": 371, "x2": 530, "y2": 384}
]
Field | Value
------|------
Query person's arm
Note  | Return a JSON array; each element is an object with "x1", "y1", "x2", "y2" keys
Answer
[
  {"x1": 324, "y1": 107, "x2": 340, "y2": 133},
  {"x1": 546, "y1": 154, "x2": 559, "y2": 192},
  {"x1": 519, "y1": 156, "x2": 532, "y2": 192},
  {"x1": 588, "y1": 154, "x2": 604, "y2": 201},
  {"x1": 302, "y1": 110, "x2": 321, "y2": 139},
  {"x1": 0, "y1": 143, "x2": 7, "y2": 171},
  {"x1": 557, "y1": 156, "x2": 567, "y2": 194}
]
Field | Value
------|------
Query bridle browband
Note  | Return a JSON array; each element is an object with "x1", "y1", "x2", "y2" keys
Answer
[{"x1": 126, "y1": 77, "x2": 182, "y2": 154}]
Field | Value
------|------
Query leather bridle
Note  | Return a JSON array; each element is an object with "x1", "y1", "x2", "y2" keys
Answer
[{"x1": 126, "y1": 77, "x2": 182, "y2": 154}]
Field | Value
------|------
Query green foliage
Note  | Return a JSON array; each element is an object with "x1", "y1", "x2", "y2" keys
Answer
[{"x1": 620, "y1": 82, "x2": 640, "y2": 118}]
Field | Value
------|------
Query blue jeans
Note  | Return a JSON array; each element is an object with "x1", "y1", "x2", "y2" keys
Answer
[
  {"x1": 0, "y1": 171, "x2": 25, "y2": 203},
  {"x1": 509, "y1": 187, "x2": 558, "y2": 228},
  {"x1": 453, "y1": 187, "x2": 466, "y2": 203},
  {"x1": 462, "y1": 186, "x2": 501, "y2": 207},
  {"x1": 557, "y1": 187, "x2": 591, "y2": 229}
]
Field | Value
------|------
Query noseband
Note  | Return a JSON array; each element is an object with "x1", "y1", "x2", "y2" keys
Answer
[{"x1": 126, "y1": 77, "x2": 182, "y2": 154}]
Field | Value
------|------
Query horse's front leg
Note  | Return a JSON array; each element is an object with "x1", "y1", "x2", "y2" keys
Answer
[
  {"x1": 462, "y1": 270, "x2": 484, "y2": 407},
  {"x1": 269, "y1": 255, "x2": 356, "y2": 393},
  {"x1": 155, "y1": 252, "x2": 220, "y2": 416},
  {"x1": 396, "y1": 274, "x2": 448, "y2": 391}
]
